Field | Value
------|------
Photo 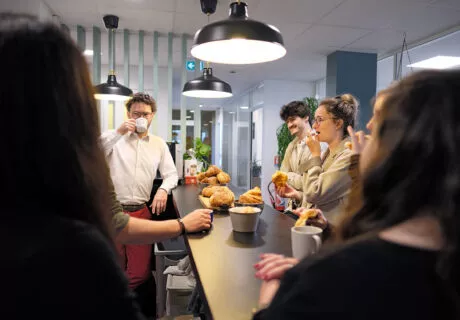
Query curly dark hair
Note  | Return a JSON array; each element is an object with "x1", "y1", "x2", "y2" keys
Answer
[
  {"x1": 338, "y1": 70, "x2": 460, "y2": 314},
  {"x1": 319, "y1": 94, "x2": 359, "y2": 137},
  {"x1": 280, "y1": 100, "x2": 310, "y2": 122},
  {"x1": 126, "y1": 92, "x2": 157, "y2": 113}
]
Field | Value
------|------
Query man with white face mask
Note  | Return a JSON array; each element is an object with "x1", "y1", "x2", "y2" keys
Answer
[{"x1": 100, "y1": 93, "x2": 178, "y2": 290}]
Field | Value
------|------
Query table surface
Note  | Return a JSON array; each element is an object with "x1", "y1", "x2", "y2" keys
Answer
[{"x1": 172, "y1": 184, "x2": 295, "y2": 320}]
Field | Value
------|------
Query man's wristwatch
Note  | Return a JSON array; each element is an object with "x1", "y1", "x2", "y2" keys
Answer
[{"x1": 177, "y1": 218, "x2": 186, "y2": 235}]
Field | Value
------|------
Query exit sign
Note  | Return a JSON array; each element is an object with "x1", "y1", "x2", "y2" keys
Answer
[{"x1": 186, "y1": 60, "x2": 196, "y2": 71}]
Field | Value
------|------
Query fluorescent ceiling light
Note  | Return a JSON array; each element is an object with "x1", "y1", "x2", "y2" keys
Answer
[
  {"x1": 94, "y1": 93, "x2": 131, "y2": 101},
  {"x1": 229, "y1": 111, "x2": 235, "y2": 114},
  {"x1": 407, "y1": 56, "x2": 460, "y2": 70},
  {"x1": 240, "y1": 106, "x2": 249, "y2": 109},
  {"x1": 190, "y1": 110, "x2": 195, "y2": 113},
  {"x1": 183, "y1": 90, "x2": 232, "y2": 98},
  {"x1": 84, "y1": 49, "x2": 102, "y2": 56}
]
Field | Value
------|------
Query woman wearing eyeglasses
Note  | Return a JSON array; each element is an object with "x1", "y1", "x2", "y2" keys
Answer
[{"x1": 277, "y1": 94, "x2": 360, "y2": 226}]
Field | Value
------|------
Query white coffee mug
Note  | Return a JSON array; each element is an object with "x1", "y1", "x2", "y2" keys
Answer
[
  {"x1": 291, "y1": 226, "x2": 322, "y2": 260},
  {"x1": 135, "y1": 118, "x2": 148, "y2": 133}
]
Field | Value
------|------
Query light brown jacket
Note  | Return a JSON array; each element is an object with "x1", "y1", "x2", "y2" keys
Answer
[{"x1": 301, "y1": 137, "x2": 358, "y2": 224}]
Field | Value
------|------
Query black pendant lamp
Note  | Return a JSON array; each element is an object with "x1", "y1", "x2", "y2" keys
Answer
[
  {"x1": 182, "y1": 67, "x2": 232, "y2": 98},
  {"x1": 94, "y1": 15, "x2": 133, "y2": 101},
  {"x1": 191, "y1": 1, "x2": 286, "y2": 65}
]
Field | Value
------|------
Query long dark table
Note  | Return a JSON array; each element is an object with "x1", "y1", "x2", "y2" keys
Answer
[{"x1": 172, "y1": 184, "x2": 295, "y2": 320}]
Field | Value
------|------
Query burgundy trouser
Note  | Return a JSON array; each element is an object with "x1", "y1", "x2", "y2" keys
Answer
[{"x1": 117, "y1": 206, "x2": 152, "y2": 289}]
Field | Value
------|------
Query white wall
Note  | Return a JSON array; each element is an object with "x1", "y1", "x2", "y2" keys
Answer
[
  {"x1": 0, "y1": 0, "x2": 53, "y2": 22},
  {"x1": 261, "y1": 80, "x2": 315, "y2": 204},
  {"x1": 377, "y1": 56, "x2": 394, "y2": 93}
]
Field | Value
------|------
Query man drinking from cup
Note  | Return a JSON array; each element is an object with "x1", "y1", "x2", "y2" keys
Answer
[{"x1": 100, "y1": 93, "x2": 178, "y2": 290}]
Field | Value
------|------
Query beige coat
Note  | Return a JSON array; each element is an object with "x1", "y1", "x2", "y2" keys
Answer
[
  {"x1": 301, "y1": 137, "x2": 358, "y2": 224},
  {"x1": 280, "y1": 137, "x2": 315, "y2": 191}
]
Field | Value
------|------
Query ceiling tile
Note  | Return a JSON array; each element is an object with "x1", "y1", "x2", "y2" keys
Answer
[
  {"x1": 252, "y1": 0, "x2": 345, "y2": 24},
  {"x1": 320, "y1": 0, "x2": 427, "y2": 30},
  {"x1": 293, "y1": 25, "x2": 372, "y2": 52},
  {"x1": 390, "y1": 5, "x2": 460, "y2": 37},
  {"x1": 345, "y1": 28, "x2": 409, "y2": 53},
  {"x1": 429, "y1": 0, "x2": 460, "y2": 10}
]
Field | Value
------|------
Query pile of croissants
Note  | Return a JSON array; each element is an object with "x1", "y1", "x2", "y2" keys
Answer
[
  {"x1": 201, "y1": 185, "x2": 235, "y2": 208},
  {"x1": 197, "y1": 165, "x2": 231, "y2": 185}
]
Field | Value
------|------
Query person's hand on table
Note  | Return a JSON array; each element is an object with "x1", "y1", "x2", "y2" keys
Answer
[
  {"x1": 292, "y1": 208, "x2": 328, "y2": 230},
  {"x1": 276, "y1": 184, "x2": 302, "y2": 201},
  {"x1": 254, "y1": 253, "x2": 299, "y2": 281},
  {"x1": 182, "y1": 209, "x2": 212, "y2": 233},
  {"x1": 151, "y1": 188, "x2": 168, "y2": 215}
]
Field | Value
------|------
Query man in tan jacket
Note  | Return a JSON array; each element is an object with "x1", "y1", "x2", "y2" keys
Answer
[{"x1": 279, "y1": 101, "x2": 317, "y2": 209}]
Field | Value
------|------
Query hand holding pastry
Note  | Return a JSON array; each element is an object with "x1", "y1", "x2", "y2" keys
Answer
[{"x1": 271, "y1": 171, "x2": 288, "y2": 188}]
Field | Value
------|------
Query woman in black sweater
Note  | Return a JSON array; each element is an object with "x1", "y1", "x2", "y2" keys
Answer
[
  {"x1": 0, "y1": 13, "x2": 144, "y2": 319},
  {"x1": 254, "y1": 70, "x2": 460, "y2": 319}
]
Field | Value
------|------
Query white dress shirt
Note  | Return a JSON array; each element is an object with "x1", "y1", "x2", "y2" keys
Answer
[{"x1": 101, "y1": 130, "x2": 178, "y2": 205}]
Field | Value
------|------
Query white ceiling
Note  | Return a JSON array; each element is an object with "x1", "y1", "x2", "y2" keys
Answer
[{"x1": 2, "y1": 0, "x2": 460, "y2": 96}]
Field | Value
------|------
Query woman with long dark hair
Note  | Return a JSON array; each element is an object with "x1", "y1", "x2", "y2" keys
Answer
[
  {"x1": 0, "y1": 13, "x2": 144, "y2": 319},
  {"x1": 253, "y1": 70, "x2": 460, "y2": 319}
]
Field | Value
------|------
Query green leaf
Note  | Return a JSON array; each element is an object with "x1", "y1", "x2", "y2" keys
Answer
[{"x1": 199, "y1": 144, "x2": 211, "y2": 156}]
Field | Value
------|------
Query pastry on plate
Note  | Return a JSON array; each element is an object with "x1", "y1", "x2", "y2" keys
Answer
[
  {"x1": 205, "y1": 165, "x2": 221, "y2": 177},
  {"x1": 197, "y1": 172, "x2": 206, "y2": 182},
  {"x1": 217, "y1": 171, "x2": 231, "y2": 184},
  {"x1": 207, "y1": 176, "x2": 218, "y2": 185},
  {"x1": 210, "y1": 188, "x2": 235, "y2": 207},
  {"x1": 239, "y1": 193, "x2": 262, "y2": 204}
]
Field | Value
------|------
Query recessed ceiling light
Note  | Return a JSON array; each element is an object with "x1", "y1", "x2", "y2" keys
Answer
[
  {"x1": 240, "y1": 106, "x2": 249, "y2": 109},
  {"x1": 199, "y1": 104, "x2": 203, "y2": 108},
  {"x1": 229, "y1": 111, "x2": 235, "y2": 114},
  {"x1": 407, "y1": 56, "x2": 460, "y2": 70}
]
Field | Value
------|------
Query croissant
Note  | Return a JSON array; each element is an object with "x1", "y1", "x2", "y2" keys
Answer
[
  {"x1": 217, "y1": 172, "x2": 231, "y2": 184},
  {"x1": 239, "y1": 193, "x2": 263, "y2": 204},
  {"x1": 271, "y1": 171, "x2": 288, "y2": 188},
  {"x1": 197, "y1": 172, "x2": 206, "y2": 182},
  {"x1": 210, "y1": 189, "x2": 235, "y2": 207},
  {"x1": 205, "y1": 165, "x2": 221, "y2": 177},
  {"x1": 246, "y1": 186, "x2": 261, "y2": 197},
  {"x1": 202, "y1": 186, "x2": 228, "y2": 197}
]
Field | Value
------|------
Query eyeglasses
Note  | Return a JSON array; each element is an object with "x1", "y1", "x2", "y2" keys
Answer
[
  {"x1": 131, "y1": 111, "x2": 153, "y2": 118},
  {"x1": 312, "y1": 117, "x2": 335, "y2": 125}
]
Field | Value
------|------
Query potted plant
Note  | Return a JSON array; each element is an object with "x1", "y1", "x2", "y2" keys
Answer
[{"x1": 183, "y1": 137, "x2": 211, "y2": 172}]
